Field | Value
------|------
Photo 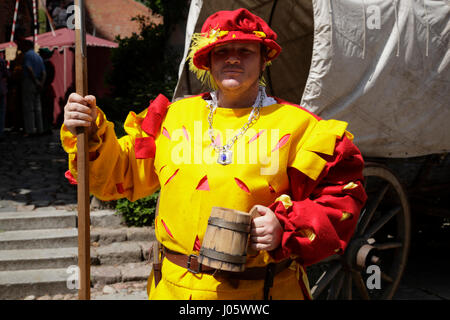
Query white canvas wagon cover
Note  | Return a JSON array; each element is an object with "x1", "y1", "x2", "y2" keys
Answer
[{"x1": 174, "y1": 0, "x2": 449, "y2": 158}]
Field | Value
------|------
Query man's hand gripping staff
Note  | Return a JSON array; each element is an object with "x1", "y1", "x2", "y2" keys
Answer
[{"x1": 64, "y1": 93, "x2": 98, "y2": 137}]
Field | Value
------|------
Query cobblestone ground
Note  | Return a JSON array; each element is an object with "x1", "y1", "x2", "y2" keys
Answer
[
  {"x1": 22, "y1": 281, "x2": 148, "y2": 300},
  {"x1": 0, "y1": 129, "x2": 77, "y2": 211}
]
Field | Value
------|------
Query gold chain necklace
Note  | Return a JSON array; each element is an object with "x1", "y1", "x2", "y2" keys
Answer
[{"x1": 207, "y1": 87, "x2": 264, "y2": 165}]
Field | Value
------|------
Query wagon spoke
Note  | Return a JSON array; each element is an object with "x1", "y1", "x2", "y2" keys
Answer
[
  {"x1": 373, "y1": 241, "x2": 403, "y2": 250},
  {"x1": 326, "y1": 270, "x2": 345, "y2": 300},
  {"x1": 341, "y1": 271, "x2": 353, "y2": 300},
  {"x1": 320, "y1": 254, "x2": 341, "y2": 263},
  {"x1": 310, "y1": 262, "x2": 342, "y2": 299},
  {"x1": 381, "y1": 271, "x2": 394, "y2": 283},
  {"x1": 352, "y1": 271, "x2": 370, "y2": 300},
  {"x1": 365, "y1": 206, "x2": 401, "y2": 238},
  {"x1": 357, "y1": 182, "x2": 390, "y2": 236}
]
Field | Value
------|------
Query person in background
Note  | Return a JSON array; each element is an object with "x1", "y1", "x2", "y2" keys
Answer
[
  {"x1": 7, "y1": 50, "x2": 24, "y2": 132},
  {"x1": 39, "y1": 48, "x2": 56, "y2": 134},
  {"x1": 52, "y1": 2, "x2": 68, "y2": 29},
  {"x1": 17, "y1": 39, "x2": 46, "y2": 136}
]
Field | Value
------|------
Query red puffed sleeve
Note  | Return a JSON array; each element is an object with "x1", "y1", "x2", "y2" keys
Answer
[{"x1": 269, "y1": 133, "x2": 367, "y2": 266}]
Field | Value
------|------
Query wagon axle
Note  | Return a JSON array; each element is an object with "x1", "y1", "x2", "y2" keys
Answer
[
  {"x1": 355, "y1": 243, "x2": 381, "y2": 269},
  {"x1": 343, "y1": 238, "x2": 381, "y2": 271}
]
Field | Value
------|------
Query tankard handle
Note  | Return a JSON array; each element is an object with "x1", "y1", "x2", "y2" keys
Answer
[{"x1": 247, "y1": 206, "x2": 261, "y2": 256}]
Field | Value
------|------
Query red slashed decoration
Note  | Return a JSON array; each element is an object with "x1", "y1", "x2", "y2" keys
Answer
[
  {"x1": 196, "y1": 175, "x2": 210, "y2": 191},
  {"x1": 164, "y1": 169, "x2": 179, "y2": 186},
  {"x1": 193, "y1": 235, "x2": 201, "y2": 251},
  {"x1": 182, "y1": 126, "x2": 189, "y2": 141},
  {"x1": 268, "y1": 184, "x2": 276, "y2": 193},
  {"x1": 272, "y1": 134, "x2": 291, "y2": 152},
  {"x1": 234, "y1": 177, "x2": 250, "y2": 194},
  {"x1": 65, "y1": 170, "x2": 78, "y2": 185},
  {"x1": 248, "y1": 129, "x2": 265, "y2": 144},
  {"x1": 161, "y1": 219, "x2": 174, "y2": 238},
  {"x1": 162, "y1": 127, "x2": 171, "y2": 140},
  {"x1": 116, "y1": 183, "x2": 125, "y2": 194}
]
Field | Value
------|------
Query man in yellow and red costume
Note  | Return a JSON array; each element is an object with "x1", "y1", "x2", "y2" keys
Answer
[{"x1": 61, "y1": 8, "x2": 367, "y2": 300}]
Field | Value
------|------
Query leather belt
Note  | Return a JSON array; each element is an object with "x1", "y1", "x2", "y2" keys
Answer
[{"x1": 163, "y1": 247, "x2": 292, "y2": 280}]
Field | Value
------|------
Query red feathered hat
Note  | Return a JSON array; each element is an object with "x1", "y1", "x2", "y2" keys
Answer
[{"x1": 188, "y1": 8, "x2": 282, "y2": 88}]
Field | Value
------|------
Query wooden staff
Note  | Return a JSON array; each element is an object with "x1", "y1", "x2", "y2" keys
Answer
[{"x1": 74, "y1": 0, "x2": 90, "y2": 300}]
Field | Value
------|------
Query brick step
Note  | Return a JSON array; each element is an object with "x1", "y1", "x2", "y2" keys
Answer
[
  {"x1": 92, "y1": 241, "x2": 153, "y2": 265},
  {"x1": 91, "y1": 262, "x2": 152, "y2": 285},
  {"x1": 0, "y1": 209, "x2": 124, "y2": 232},
  {"x1": 0, "y1": 240, "x2": 154, "y2": 271},
  {"x1": 0, "y1": 268, "x2": 78, "y2": 300},
  {"x1": 0, "y1": 207, "x2": 155, "y2": 299},
  {"x1": 0, "y1": 215, "x2": 148, "y2": 251},
  {"x1": 0, "y1": 228, "x2": 78, "y2": 250},
  {"x1": 0, "y1": 241, "x2": 154, "y2": 299},
  {"x1": 90, "y1": 226, "x2": 155, "y2": 245},
  {"x1": 0, "y1": 247, "x2": 78, "y2": 271},
  {"x1": 0, "y1": 210, "x2": 76, "y2": 231}
]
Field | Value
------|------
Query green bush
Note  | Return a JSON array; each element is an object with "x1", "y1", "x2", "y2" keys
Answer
[
  {"x1": 116, "y1": 191, "x2": 159, "y2": 227},
  {"x1": 102, "y1": 20, "x2": 179, "y2": 121}
]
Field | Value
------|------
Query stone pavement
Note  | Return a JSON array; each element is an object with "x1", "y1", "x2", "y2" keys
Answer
[
  {"x1": 21, "y1": 281, "x2": 149, "y2": 300},
  {"x1": 392, "y1": 224, "x2": 450, "y2": 300},
  {"x1": 0, "y1": 129, "x2": 76, "y2": 211}
]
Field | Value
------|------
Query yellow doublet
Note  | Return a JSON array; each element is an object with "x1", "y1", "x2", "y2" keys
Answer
[{"x1": 61, "y1": 95, "x2": 350, "y2": 300}]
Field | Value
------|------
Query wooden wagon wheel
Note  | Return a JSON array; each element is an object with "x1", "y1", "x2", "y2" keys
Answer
[{"x1": 307, "y1": 162, "x2": 411, "y2": 299}]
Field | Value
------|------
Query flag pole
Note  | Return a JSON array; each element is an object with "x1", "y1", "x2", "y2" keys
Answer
[{"x1": 74, "y1": 0, "x2": 90, "y2": 300}]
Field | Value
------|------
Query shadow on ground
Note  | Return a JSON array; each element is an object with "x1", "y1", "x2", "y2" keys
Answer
[
  {"x1": 394, "y1": 217, "x2": 450, "y2": 300},
  {"x1": 0, "y1": 129, "x2": 77, "y2": 211}
]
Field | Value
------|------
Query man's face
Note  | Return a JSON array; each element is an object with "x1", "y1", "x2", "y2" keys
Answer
[{"x1": 210, "y1": 42, "x2": 264, "y2": 92}]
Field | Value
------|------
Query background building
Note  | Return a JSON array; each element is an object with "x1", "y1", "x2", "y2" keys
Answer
[{"x1": 0, "y1": 0, "x2": 162, "y2": 44}]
